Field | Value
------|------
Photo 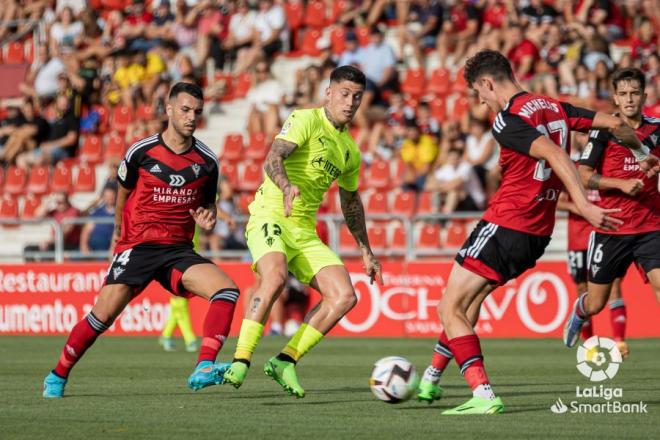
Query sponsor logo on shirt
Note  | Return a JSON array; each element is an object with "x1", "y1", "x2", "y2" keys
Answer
[
  {"x1": 192, "y1": 163, "x2": 201, "y2": 178},
  {"x1": 118, "y1": 160, "x2": 128, "y2": 181},
  {"x1": 169, "y1": 175, "x2": 186, "y2": 187}
]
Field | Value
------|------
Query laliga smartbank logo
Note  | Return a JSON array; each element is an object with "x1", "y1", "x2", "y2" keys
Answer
[
  {"x1": 576, "y1": 335, "x2": 622, "y2": 381},
  {"x1": 550, "y1": 337, "x2": 648, "y2": 414}
]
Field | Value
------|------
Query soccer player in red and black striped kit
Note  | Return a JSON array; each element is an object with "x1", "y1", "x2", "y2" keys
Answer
[
  {"x1": 564, "y1": 67, "x2": 660, "y2": 350},
  {"x1": 43, "y1": 83, "x2": 240, "y2": 398},
  {"x1": 416, "y1": 50, "x2": 659, "y2": 415}
]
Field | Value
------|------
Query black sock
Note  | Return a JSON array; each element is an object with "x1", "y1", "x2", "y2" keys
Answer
[
  {"x1": 276, "y1": 353, "x2": 297, "y2": 364},
  {"x1": 232, "y1": 358, "x2": 251, "y2": 367}
]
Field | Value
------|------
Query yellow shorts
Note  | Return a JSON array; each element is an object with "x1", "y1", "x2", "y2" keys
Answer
[{"x1": 246, "y1": 215, "x2": 343, "y2": 285}]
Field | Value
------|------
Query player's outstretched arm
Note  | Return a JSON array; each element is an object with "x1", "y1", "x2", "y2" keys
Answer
[
  {"x1": 109, "y1": 185, "x2": 132, "y2": 256},
  {"x1": 593, "y1": 112, "x2": 660, "y2": 176},
  {"x1": 578, "y1": 165, "x2": 644, "y2": 196},
  {"x1": 264, "y1": 138, "x2": 300, "y2": 216},
  {"x1": 529, "y1": 136, "x2": 622, "y2": 231},
  {"x1": 339, "y1": 188, "x2": 383, "y2": 285}
]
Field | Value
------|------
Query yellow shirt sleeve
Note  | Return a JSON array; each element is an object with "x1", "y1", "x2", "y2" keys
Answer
[
  {"x1": 418, "y1": 135, "x2": 439, "y2": 165},
  {"x1": 275, "y1": 110, "x2": 312, "y2": 147},
  {"x1": 337, "y1": 148, "x2": 361, "y2": 192}
]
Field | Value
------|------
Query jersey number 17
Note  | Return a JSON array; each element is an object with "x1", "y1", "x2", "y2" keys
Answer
[{"x1": 533, "y1": 120, "x2": 568, "y2": 181}]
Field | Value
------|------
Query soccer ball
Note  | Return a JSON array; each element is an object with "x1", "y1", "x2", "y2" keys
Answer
[{"x1": 369, "y1": 356, "x2": 419, "y2": 403}]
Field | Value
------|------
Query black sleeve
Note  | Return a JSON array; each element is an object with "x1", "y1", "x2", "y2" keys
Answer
[
  {"x1": 491, "y1": 112, "x2": 543, "y2": 155},
  {"x1": 578, "y1": 129, "x2": 609, "y2": 168},
  {"x1": 560, "y1": 102, "x2": 596, "y2": 133},
  {"x1": 466, "y1": 5, "x2": 480, "y2": 20},
  {"x1": 203, "y1": 163, "x2": 219, "y2": 206},
  {"x1": 117, "y1": 145, "x2": 142, "y2": 190}
]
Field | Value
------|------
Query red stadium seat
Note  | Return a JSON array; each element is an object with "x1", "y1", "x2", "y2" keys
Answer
[
  {"x1": 416, "y1": 191, "x2": 434, "y2": 214},
  {"x1": 136, "y1": 104, "x2": 155, "y2": 121},
  {"x1": 237, "y1": 192, "x2": 254, "y2": 214},
  {"x1": 0, "y1": 195, "x2": 19, "y2": 219},
  {"x1": 428, "y1": 68, "x2": 451, "y2": 96},
  {"x1": 330, "y1": 27, "x2": 347, "y2": 55},
  {"x1": 392, "y1": 190, "x2": 415, "y2": 217},
  {"x1": 301, "y1": 29, "x2": 322, "y2": 56},
  {"x1": 74, "y1": 163, "x2": 96, "y2": 193},
  {"x1": 366, "y1": 191, "x2": 388, "y2": 214},
  {"x1": 222, "y1": 133, "x2": 244, "y2": 163},
  {"x1": 416, "y1": 223, "x2": 441, "y2": 248},
  {"x1": 5, "y1": 41, "x2": 25, "y2": 64},
  {"x1": 246, "y1": 132, "x2": 268, "y2": 161},
  {"x1": 401, "y1": 68, "x2": 426, "y2": 99},
  {"x1": 451, "y1": 96, "x2": 470, "y2": 122},
  {"x1": 24, "y1": 38, "x2": 34, "y2": 64},
  {"x1": 0, "y1": 167, "x2": 4, "y2": 190},
  {"x1": 284, "y1": 1, "x2": 304, "y2": 31},
  {"x1": 93, "y1": 105, "x2": 110, "y2": 134},
  {"x1": 21, "y1": 194, "x2": 42, "y2": 219},
  {"x1": 430, "y1": 97, "x2": 447, "y2": 121},
  {"x1": 4, "y1": 166, "x2": 27, "y2": 195},
  {"x1": 239, "y1": 162, "x2": 263, "y2": 192},
  {"x1": 331, "y1": 0, "x2": 350, "y2": 22},
  {"x1": 389, "y1": 221, "x2": 408, "y2": 251},
  {"x1": 339, "y1": 224, "x2": 358, "y2": 251},
  {"x1": 368, "y1": 224, "x2": 387, "y2": 250},
  {"x1": 304, "y1": 1, "x2": 328, "y2": 29},
  {"x1": 355, "y1": 26, "x2": 370, "y2": 46},
  {"x1": 220, "y1": 162, "x2": 239, "y2": 188},
  {"x1": 444, "y1": 220, "x2": 467, "y2": 248},
  {"x1": 105, "y1": 132, "x2": 127, "y2": 160},
  {"x1": 111, "y1": 105, "x2": 134, "y2": 133},
  {"x1": 26, "y1": 165, "x2": 50, "y2": 195},
  {"x1": 391, "y1": 159, "x2": 406, "y2": 188},
  {"x1": 50, "y1": 162, "x2": 73, "y2": 194},
  {"x1": 233, "y1": 72, "x2": 252, "y2": 98},
  {"x1": 80, "y1": 135, "x2": 103, "y2": 164},
  {"x1": 452, "y1": 67, "x2": 468, "y2": 94},
  {"x1": 366, "y1": 159, "x2": 391, "y2": 190}
]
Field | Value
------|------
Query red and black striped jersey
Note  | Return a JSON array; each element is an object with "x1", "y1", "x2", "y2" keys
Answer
[
  {"x1": 486, "y1": 91, "x2": 595, "y2": 236},
  {"x1": 580, "y1": 115, "x2": 660, "y2": 235},
  {"x1": 115, "y1": 133, "x2": 219, "y2": 253}
]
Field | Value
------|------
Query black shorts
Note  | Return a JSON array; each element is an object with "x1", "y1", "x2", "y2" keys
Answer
[
  {"x1": 567, "y1": 249, "x2": 588, "y2": 285},
  {"x1": 587, "y1": 231, "x2": 660, "y2": 284},
  {"x1": 455, "y1": 220, "x2": 551, "y2": 286},
  {"x1": 105, "y1": 243, "x2": 213, "y2": 297}
]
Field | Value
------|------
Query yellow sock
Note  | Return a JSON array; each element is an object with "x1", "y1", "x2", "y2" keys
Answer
[
  {"x1": 161, "y1": 299, "x2": 179, "y2": 338},
  {"x1": 281, "y1": 323, "x2": 324, "y2": 362},
  {"x1": 172, "y1": 297, "x2": 196, "y2": 344},
  {"x1": 234, "y1": 319, "x2": 264, "y2": 362}
]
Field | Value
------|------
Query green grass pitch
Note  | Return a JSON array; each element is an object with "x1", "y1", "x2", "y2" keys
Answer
[{"x1": 1, "y1": 337, "x2": 658, "y2": 439}]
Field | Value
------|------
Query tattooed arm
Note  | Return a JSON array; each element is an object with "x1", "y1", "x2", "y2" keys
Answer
[
  {"x1": 339, "y1": 187, "x2": 383, "y2": 284},
  {"x1": 264, "y1": 138, "x2": 300, "y2": 216}
]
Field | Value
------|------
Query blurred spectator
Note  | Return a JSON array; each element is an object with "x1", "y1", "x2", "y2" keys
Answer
[
  {"x1": 400, "y1": 120, "x2": 438, "y2": 192},
  {"x1": 16, "y1": 94, "x2": 79, "y2": 168},
  {"x1": 0, "y1": 99, "x2": 50, "y2": 165},
  {"x1": 24, "y1": 192, "x2": 81, "y2": 262},
  {"x1": 503, "y1": 24, "x2": 539, "y2": 83},
  {"x1": 630, "y1": 18, "x2": 657, "y2": 69},
  {"x1": 290, "y1": 64, "x2": 322, "y2": 109},
  {"x1": 220, "y1": 0, "x2": 256, "y2": 71},
  {"x1": 49, "y1": 7, "x2": 84, "y2": 55},
  {"x1": 366, "y1": 91, "x2": 413, "y2": 161},
  {"x1": 358, "y1": 26, "x2": 398, "y2": 107},
  {"x1": 398, "y1": 0, "x2": 443, "y2": 67},
  {"x1": 464, "y1": 118, "x2": 499, "y2": 195},
  {"x1": 425, "y1": 148, "x2": 485, "y2": 214},
  {"x1": 436, "y1": 0, "x2": 479, "y2": 68},
  {"x1": 80, "y1": 182, "x2": 118, "y2": 258},
  {"x1": 234, "y1": 0, "x2": 287, "y2": 74},
  {"x1": 246, "y1": 61, "x2": 284, "y2": 140},
  {"x1": 0, "y1": 105, "x2": 27, "y2": 156},
  {"x1": 338, "y1": 31, "x2": 363, "y2": 68},
  {"x1": 209, "y1": 175, "x2": 246, "y2": 253},
  {"x1": 20, "y1": 45, "x2": 66, "y2": 103}
]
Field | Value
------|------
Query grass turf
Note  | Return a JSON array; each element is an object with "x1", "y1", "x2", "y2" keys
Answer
[{"x1": 1, "y1": 337, "x2": 658, "y2": 439}]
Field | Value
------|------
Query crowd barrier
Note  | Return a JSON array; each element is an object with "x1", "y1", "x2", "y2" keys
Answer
[{"x1": 1, "y1": 261, "x2": 657, "y2": 338}]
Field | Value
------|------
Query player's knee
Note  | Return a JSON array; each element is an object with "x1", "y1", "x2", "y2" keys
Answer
[
  {"x1": 333, "y1": 290, "x2": 357, "y2": 314},
  {"x1": 259, "y1": 270, "x2": 288, "y2": 298},
  {"x1": 585, "y1": 293, "x2": 608, "y2": 315}
]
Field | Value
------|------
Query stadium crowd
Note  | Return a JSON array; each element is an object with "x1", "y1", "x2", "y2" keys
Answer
[{"x1": 0, "y1": 0, "x2": 659, "y2": 258}]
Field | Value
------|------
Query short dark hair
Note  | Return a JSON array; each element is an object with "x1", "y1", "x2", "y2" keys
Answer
[
  {"x1": 169, "y1": 82, "x2": 204, "y2": 101},
  {"x1": 464, "y1": 50, "x2": 515, "y2": 86},
  {"x1": 330, "y1": 65, "x2": 366, "y2": 88},
  {"x1": 611, "y1": 67, "x2": 645, "y2": 92}
]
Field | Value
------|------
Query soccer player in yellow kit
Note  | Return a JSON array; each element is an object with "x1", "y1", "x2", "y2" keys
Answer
[{"x1": 223, "y1": 66, "x2": 382, "y2": 397}]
